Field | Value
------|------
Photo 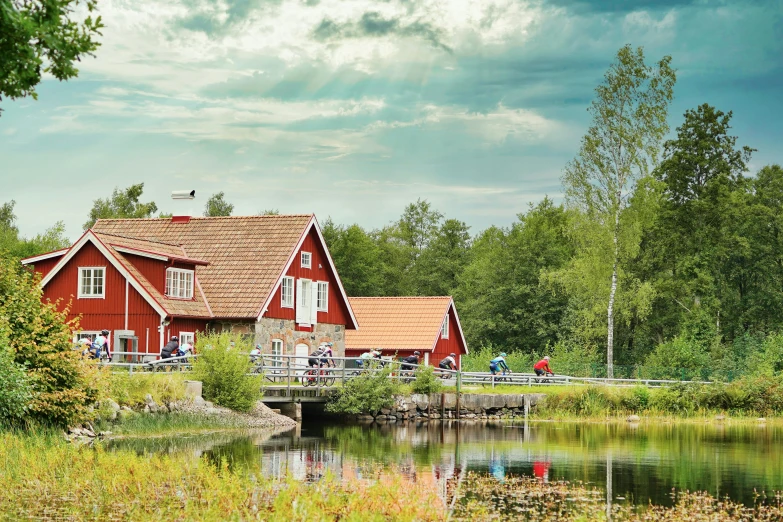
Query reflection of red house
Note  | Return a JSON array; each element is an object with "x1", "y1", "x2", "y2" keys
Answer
[
  {"x1": 344, "y1": 297, "x2": 468, "y2": 368},
  {"x1": 21, "y1": 215, "x2": 357, "y2": 358}
]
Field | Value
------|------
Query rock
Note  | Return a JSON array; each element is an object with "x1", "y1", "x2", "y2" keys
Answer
[
  {"x1": 757, "y1": 417, "x2": 767, "y2": 422},
  {"x1": 203, "y1": 401, "x2": 215, "y2": 409},
  {"x1": 411, "y1": 394, "x2": 429, "y2": 410},
  {"x1": 120, "y1": 406, "x2": 133, "y2": 412},
  {"x1": 505, "y1": 395, "x2": 523, "y2": 409},
  {"x1": 461, "y1": 394, "x2": 481, "y2": 412},
  {"x1": 357, "y1": 415, "x2": 374, "y2": 422},
  {"x1": 490, "y1": 395, "x2": 507, "y2": 409},
  {"x1": 193, "y1": 396, "x2": 206, "y2": 407},
  {"x1": 627, "y1": 415, "x2": 641, "y2": 422},
  {"x1": 394, "y1": 396, "x2": 410, "y2": 412},
  {"x1": 715, "y1": 414, "x2": 727, "y2": 421},
  {"x1": 143, "y1": 405, "x2": 151, "y2": 414},
  {"x1": 380, "y1": 408, "x2": 391, "y2": 416},
  {"x1": 442, "y1": 393, "x2": 457, "y2": 409}
]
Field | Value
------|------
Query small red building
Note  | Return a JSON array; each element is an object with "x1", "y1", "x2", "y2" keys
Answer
[
  {"x1": 22, "y1": 215, "x2": 358, "y2": 360},
  {"x1": 344, "y1": 297, "x2": 468, "y2": 368}
]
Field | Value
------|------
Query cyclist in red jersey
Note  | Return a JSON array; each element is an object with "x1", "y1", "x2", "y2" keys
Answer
[{"x1": 533, "y1": 356, "x2": 553, "y2": 376}]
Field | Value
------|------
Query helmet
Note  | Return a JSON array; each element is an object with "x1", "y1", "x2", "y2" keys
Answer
[
  {"x1": 544, "y1": 356, "x2": 550, "y2": 361},
  {"x1": 255, "y1": 344, "x2": 261, "y2": 349},
  {"x1": 327, "y1": 342, "x2": 334, "y2": 347},
  {"x1": 413, "y1": 351, "x2": 421, "y2": 356},
  {"x1": 171, "y1": 336, "x2": 178, "y2": 341},
  {"x1": 101, "y1": 329, "x2": 109, "y2": 336},
  {"x1": 450, "y1": 353, "x2": 456, "y2": 357},
  {"x1": 500, "y1": 352, "x2": 507, "y2": 357}
]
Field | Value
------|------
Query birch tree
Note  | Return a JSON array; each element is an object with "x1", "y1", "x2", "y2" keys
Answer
[{"x1": 562, "y1": 45, "x2": 676, "y2": 377}]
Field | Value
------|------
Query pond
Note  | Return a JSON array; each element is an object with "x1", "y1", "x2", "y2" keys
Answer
[{"x1": 108, "y1": 420, "x2": 783, "y2": 507}]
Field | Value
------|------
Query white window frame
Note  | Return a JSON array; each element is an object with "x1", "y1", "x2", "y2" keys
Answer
[
  {"x1": 281, "y1": 276, "x2": 294, "y2": 308},
  {"x1": 179, "y1": 332, "x2": 194, "y2": 348},
  {"x1": 74, "y1": 331, "x2": 101, "y2": 344},
  {"x1": 316, "y1": 281, "x2": 329, "y2": 312},
  {"x1": 271, "y1": 339, "x2": 284, "y2": 367},
  {"x1": 300, "y1": 251, "x2": 312, "y2": 269},
  {"x1": 78, "y1": 267, "x2": 105, "y2": 298},
  {"x1": 441, "y1": 315, "x2": 449, "y2": 339},
  {"x1": 165, "y1": 268, "x2": 194, "y2": 299}
]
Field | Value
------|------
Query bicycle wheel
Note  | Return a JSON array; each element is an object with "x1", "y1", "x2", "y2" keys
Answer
[{"x1": 323, "y1": 370, "x2": 336, "y2": 386}]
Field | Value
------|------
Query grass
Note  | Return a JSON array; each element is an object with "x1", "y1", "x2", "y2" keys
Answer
[
  {"x1": 108, "y1": 372, "x2": 187, "y2": 408},
  {"x1": 0, "y1": 430, "x2": 445, "y2": 521},
  {"x1": 97, "y1": 412, "x2": 249, "y2": 436}
]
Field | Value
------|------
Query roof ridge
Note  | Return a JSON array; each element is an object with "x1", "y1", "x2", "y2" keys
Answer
[
  {"x1": 94, "y1": 231, "x2": 182, "y2": 247},
  {"x1": 349, "y1": 296, "x2": 452, "y2": 300},
  {"x1": 96, "y1": 214, "x2": 313, "y2": 222}
]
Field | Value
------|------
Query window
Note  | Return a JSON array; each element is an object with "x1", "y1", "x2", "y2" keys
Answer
[
  {"x1": 271, "y1": 339, "x2": 283, "y2": 367},
  {"x1": 300, "y1": 251, "x2": 312, "y2": 269},
  {"x1": 74, "y1": 331, "x2": 101, "y2": 344},
  {"x1": 316, "y1": 281, "x2": 329, "y2": 312},
  {"x1": 281, "y1": 276, "x2": 294, "y2": 308},
  {"x1": 166, "y1": 268, "x2": 194, "y2": 299},
  {"x1": 441, "y1": 315, "x2": 449, "y2": 339},
  {"x1": 78, "y1": 267, "x2": 105, "y2": 298},
  {"x1": 179, "y1": 332, "x2": 194, "y2": 348}
]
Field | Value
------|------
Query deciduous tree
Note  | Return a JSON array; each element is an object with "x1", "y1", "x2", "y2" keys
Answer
[
  {"x1": 0, "y1": 0, "x2": 103, "y2": 114},
  {"x1": 83, "y1": 183, "x2": 158, "y2": 230},
  {"x1": 203, "y1": 191, "x2": 234, "y2": 217},
  {"x1": 560, "y1": 45, "x2": 676, "y2": 377}
]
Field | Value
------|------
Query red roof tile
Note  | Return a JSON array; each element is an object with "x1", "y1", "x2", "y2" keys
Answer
[{"x1": 345, "y1": 297, "x2": 452, "y2": 352}]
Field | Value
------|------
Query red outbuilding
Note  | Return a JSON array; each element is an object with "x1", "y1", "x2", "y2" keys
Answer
[
  {"x1": 344, "y1": 296, "x2": 468, "y2": 368},
  {"x1": 22, "y1": 215, "x2": 357, "y2": 361}
]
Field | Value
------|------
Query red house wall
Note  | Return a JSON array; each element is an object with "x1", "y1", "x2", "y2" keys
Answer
[
  {"x1": 431, "y1": 306, "x2": 465, "y2": 369},
  {"x1": 264, "y1": 228, "x2": 351, "y2": 326},
  {"x1": 30, "y1": 256, "x2": 63, "y2": 280},
  {"x1": 167, "y1": 318, "x2": 209, "y2": 351},
  {"x1": 38, "y1": 241, "x2": 163, "y2": 354}
]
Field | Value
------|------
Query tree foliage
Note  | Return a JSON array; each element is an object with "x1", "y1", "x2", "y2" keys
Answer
[
  {"x1": 0, "y1": 255, "x2": 99, "y2": 426},
  {"x1": 0, "y1": 0, "x2": 103, "y2": 112},
  {"x1": 83, "y1": 183, "x2": 158, "y2": 230},
  {"x1": 559, "y1": 45, "x2": 676, "y2": 376},
  {"x1": 0, "y1": 200, "x2": 69, "y2": 259},
  {"x1": 203, "y1": 192, "x2": 234, "y2": 217},
  {"x1": 326, "y1": 361, "x2": 399, "y2": 415}
]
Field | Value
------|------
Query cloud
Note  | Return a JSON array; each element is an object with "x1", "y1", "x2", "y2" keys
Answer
[
  {"x1": 545, "y1": 0, "x2": 703, "y2": 14},
  {"x1": 313, "y1": 12, "x2": 452, "y2": 52}
]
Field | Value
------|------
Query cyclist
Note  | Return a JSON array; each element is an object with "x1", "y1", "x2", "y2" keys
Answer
[
  {"x1": 161, "y1": 336, "x2": 179, "y2": 360},
  {"x1": 249, "y1": 344, "x2": 262, "y2": 363},
  {"x1": 439, "y1": 353, "x2": 458, "y2": 371},
  {"x1": 489, "y1": 353, "x2": 510, "y2": 375},
  {"x1": 401, "y1": 351, "x2": 420, "y2": 372},
  {"x1": 320, "y1": 342, "x2": 336, "y2": 368},
  {"x1": 358, "y1": 349, "x2": 381, "y2": 368},
  {"x1": 534, "y1": 356, "x2": 554, "y2": 377}
]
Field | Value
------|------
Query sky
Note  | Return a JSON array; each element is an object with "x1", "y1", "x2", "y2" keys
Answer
[{"x1": 1, "y1": 0, "x2": 782, "y2": 241}]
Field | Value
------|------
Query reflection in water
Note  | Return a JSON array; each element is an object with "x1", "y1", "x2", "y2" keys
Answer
[{"x1": 108, "y1": 421, "x2": 783, "y2": 507}]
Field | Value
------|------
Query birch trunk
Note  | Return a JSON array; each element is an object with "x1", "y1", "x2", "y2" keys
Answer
[{"x1": 606, "y1": 206, "x2": 620, "y2": 379}]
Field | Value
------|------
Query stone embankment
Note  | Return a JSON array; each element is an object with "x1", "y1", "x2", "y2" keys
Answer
[{"x1": 357, "y1": 393, "x2": 546, "y2": 422}]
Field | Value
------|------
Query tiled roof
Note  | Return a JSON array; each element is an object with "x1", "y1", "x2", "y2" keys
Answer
[
  {"x1": 94, "y1": 232, "x2": 185, "y2": 257},
  {"x1": 108, "y1": 246, "x2": 212, "y2": 318},
  {"x1": 92, "y1": 215, "x2": 313, "y2": 318},
  {"x1": 345, "y1": 297, "x2": 452, "y2": 352}
]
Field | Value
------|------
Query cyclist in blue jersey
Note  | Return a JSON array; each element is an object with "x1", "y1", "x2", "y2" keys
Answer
[{"x1": 489, "y1": 353, "x2": 510, "y2": 375}]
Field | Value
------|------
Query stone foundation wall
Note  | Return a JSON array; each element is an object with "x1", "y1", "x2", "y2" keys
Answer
[
  {"x1": 254, "y1": 317, "x2": 345, "y2": 357},
  {"x1": 356, "y1": 393, "x2": 546, "y2": 422}
]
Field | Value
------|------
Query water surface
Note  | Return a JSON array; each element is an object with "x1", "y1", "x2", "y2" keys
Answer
[{"x1": 109, "y1": 420, "x2": 783, "y2": 506}]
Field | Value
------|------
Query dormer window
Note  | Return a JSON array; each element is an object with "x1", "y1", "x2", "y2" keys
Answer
[
  {"x1": 301, "y1": 251, "x2": 312, "y2": 269},
  {"x1": 166, "y1": 268, "x2": 194, "y2": 299}
]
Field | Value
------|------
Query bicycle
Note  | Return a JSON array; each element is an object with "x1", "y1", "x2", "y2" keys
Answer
[
  {"x1": 483, "y1": 369, "x2": 513, "y2": 386},
  {"x1": 302, "y1": 366, "x2": 336, "y2": 387}
]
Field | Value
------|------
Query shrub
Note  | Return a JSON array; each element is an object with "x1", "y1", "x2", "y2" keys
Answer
[
  {"x1": 0, "y1": 347, "x2": 33, "y2": 423},
  {"x1": 643, "y1": 336, "x2": 710, "y2": 380},
  {"x1": 620, "y1": 386, "x2": 650, "y2": 411},
  {"x1": 411, "y1": 365, "x2": 442, "y2": 394},
  {"x1": 0, "y1": 255, "x2": 99, "y2": 427},
  {"x1": 193, "y1": 332, "x2": 261, "y2": 412},
  {"x1": 327, "y1": 361, "x2": 400, "y2": 415}
]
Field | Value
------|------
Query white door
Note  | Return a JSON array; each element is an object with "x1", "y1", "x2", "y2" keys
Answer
[
  {"x1": 296, "y1": 279, "x2": 312, "y2": 326},
  {"x1": 294, "y1": 343, "x2": 310, "y2": 376}
]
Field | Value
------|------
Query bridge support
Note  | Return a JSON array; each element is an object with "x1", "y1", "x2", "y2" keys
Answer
[{"x1": 278, "y1": 401, "x2": 302, "y2": 422}]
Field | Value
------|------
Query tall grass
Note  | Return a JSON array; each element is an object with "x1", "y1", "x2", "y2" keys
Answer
[
  {"x1": 108, "y1": 372, "x2": 187, "y2": 407},
  {"x1": 0, "y1": 431, "x2": 445, "y2": 521}
]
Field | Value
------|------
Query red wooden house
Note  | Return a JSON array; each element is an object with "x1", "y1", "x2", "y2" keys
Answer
[
  {"x1": 344, "y1": 297, "x2": 468, "y2": 368},
  {"x1": 22, "y1": 215, "x2": 358, "y2": 360}
]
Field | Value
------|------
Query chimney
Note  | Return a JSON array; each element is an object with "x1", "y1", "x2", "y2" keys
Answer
[{"x1": 171, "y1": 216, "x2": 191, "y2": 224}]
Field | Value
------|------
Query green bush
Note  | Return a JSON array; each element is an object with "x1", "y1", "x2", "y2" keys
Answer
[
  {"x1": 0, "y1": 255, "x2": 99, "y2": 427},
  {"x1": 193, "y1": 332, "x2": 261, "y2": 412},
  {"x1": 411, "y1": 365, "x2": 442, "y2": 394},
  {"x1": 0, "y1": 347, "x2": 33, "y2": 423},
  {"x1": 620, "y1": 386, "x2": 650, "y2": 411},
  {"x1": 643, "y1": 336, "x2": 710, "y2": 380},
  {"x1": 326, "y1": 361, "x2": 400, "y2": 415}
]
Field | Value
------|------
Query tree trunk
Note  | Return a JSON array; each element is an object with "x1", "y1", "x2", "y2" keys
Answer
[{"x1": 607, "y1": 208, "x2": 620, "y2": 379}]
